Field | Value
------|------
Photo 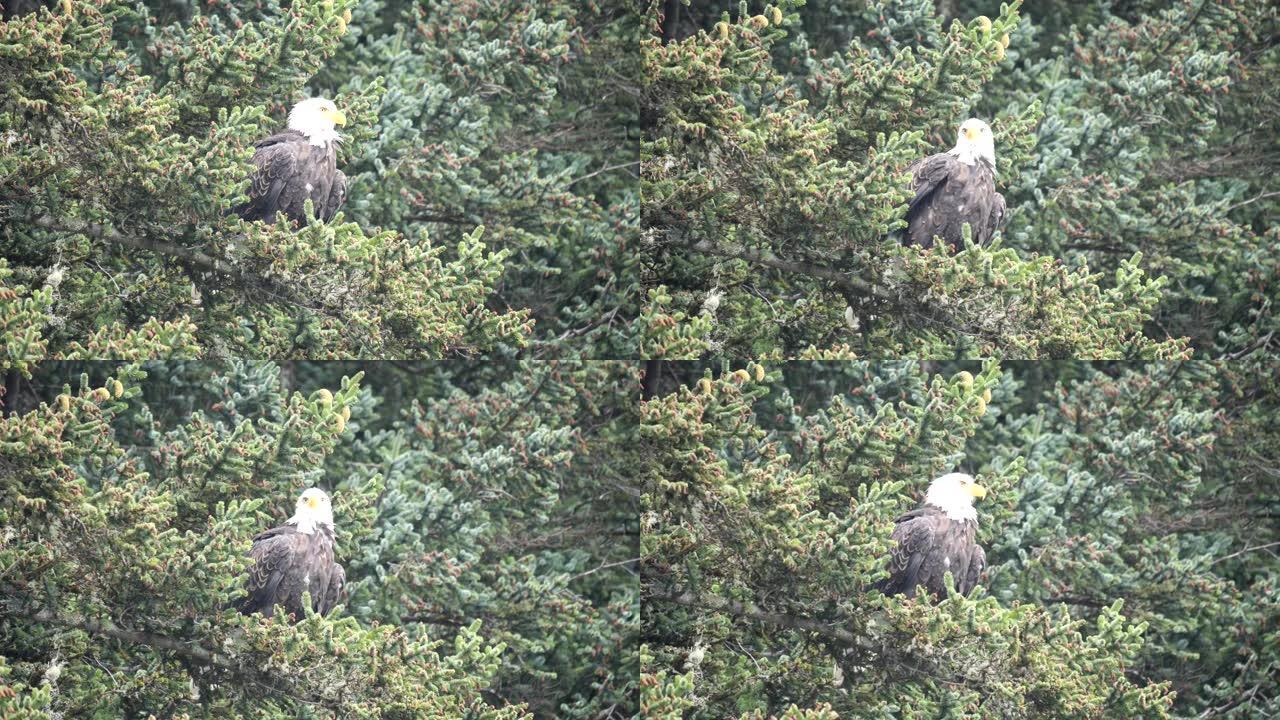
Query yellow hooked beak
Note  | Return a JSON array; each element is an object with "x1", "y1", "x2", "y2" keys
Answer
[
  {"x1": 306, "y1": 495, "x2": 320, "y2": 509},
  {"x1": 963, "y1": 126, "x2": 977, "y2": 140},
  {"x1": 969, "y1": 483, "x2": 988, "y2": 499},
  {"x1": 331, "y1": 109, "x2": 347, "y2": 127}
]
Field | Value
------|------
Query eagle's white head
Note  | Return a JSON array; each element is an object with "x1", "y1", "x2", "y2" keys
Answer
[
  {"x1": 287, "y1": 487, "x2": 335, "y2": 534},
  {"x1": 288, "y1": 97, "x2": 346, "y2": 148},
  {"x1": 949, "y1": 118, "x2": 996, "y2": 169},
  {"x1": 924, "y1": 472, "x2": 987, "y2": 522}
]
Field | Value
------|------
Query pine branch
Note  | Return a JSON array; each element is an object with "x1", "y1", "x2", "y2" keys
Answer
[
  {"x1": 399, "y1": 613, "x2": 471, "y2": 627},
  {"x1": 682, "y1": 238, "x2": 883, "y2": 300},
  {"x1": 567, "y1": 557, "x2": 639, "y2": 582},
  {"x1": 1044, "y1": 595, "x2": 1111, "y2": 608},
  {"x1": 565, "y1": 160, "x2": 640, "y2": 189},
  {"x1": 31, "y1": 215, "x2": 326, "y2": 314},
  {"x1": 1224, "y1": 190, "x2": 1280, "y2": 213},
  {"x1": 18, "y1": 608, "x2": 225, "y2": 667},
  {"x1": 33, "y1": 216, "x2": 233, "y2": 276},
  {"x1": 1209, "y1": 540, "x2": 1280, "y2": 566},
  {"x1": 647, "y1": 585, "x2": 859, "y2": 645},
  {"x1": 11, "y1": 607, "x2": 345, "y2": 712},
  {"x1": 1223, "y1": 331, "x2": 1277, "y2": 361},
  {"x1": 679, "y1": 234, "x2": 1005, "y2": 345}
]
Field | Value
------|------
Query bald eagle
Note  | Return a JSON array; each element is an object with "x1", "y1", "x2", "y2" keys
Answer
[
  {"x1": 237, "y1": 488, "x2": 345, "y2": 618},
  {"x1": 230, "y1": 98, "x2": 348, "y2": 225},
  {"x1": 903, "y1": 118, "x2": 1006, "y2": 250},
  {"x1": 877, "y1": 473, "x2": 987, "y2": 598}
]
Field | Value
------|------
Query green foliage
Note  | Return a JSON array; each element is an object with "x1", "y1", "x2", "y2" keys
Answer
[
  {"x1": 0, "y1": 0, "x2": 637, "y2": 357},
  {"x1": 640, "y1": 643, "x2": 698, "y2": 719},
  {"x1": 639, "y1": 361, "x2": 1261, "y2": 717},
  {"x1": 0, "y1": 360, "x2": 638, "y2": 718},
  {"x1": 644, "y1": 0, "x2": 1275, "y2": 358},
  {"x1": 0, "y1": 259, "x2": 51, "y2": 374},
  {"x1": 1, "y1": 259, "x2": 201, "y2": 373},
  {"x1": 970, "y1": 0, "x2": 1280, "y2": 357},
  {"x1": 0, "y1": 655, "x2": 52, "y2": 720},
  {"x1": 640, "y1": 286, "x2": 715, "y2": 358},
  {"x1": 971, "y1": 360, "x2": 1280, "y2": 718}
]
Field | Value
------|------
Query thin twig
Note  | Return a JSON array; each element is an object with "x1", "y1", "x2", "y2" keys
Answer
[
  {"x1": 1209, "y1": 540, "x2": 1280, "y2": 566},
  {"x1": 565, "y1": 161, "x2": 640, "y2": 189},
  {"x1": 1224, "y1": 190, "x2": 1280, "y2": 213},
  {"x1": 567, "y1": 557, "x2": 638, "y2": 583}
]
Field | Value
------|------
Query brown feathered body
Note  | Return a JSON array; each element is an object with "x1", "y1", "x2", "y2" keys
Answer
[
  {"x1": 237, "y1": 522, "x2": 345, "y2": 618},
  {"x1": 904, "y1": 153, "x2": 1005, "y2": 250},
  {"x1": 231, "y1": 130, "x2": 346, "y2": 225},
  {"x1": 877, "y1": 505, "x2": 986, "y2": 598}
]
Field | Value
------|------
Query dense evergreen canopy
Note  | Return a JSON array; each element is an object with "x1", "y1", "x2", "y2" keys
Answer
[
  {"x1": 641, "y1": 358, "x2": 1279, "y2": 718},
  {"x1": 0, "y1": 0, "x2": 639, "y2": 358},
  {"x1": 643, "y1": 0, "x2": 1279, "y2": 359},
  {"x1": 0, "y1": 361, "x2": 639, "y2": 718},
  {"x1": 4, "y1": 1, "x2": 1280, "y2": 718}
]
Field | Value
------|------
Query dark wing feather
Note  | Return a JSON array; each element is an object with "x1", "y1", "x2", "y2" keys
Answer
[
  {"x1": 880, "y1": 506, "x2": 986, "y2": 597},
  {"x1": 878, "y1": 508, "x2": 939, "y2": 597},
  {"x1": 961, "y1": 543, "x2": 986, "y2": 596},
  {"x1": 322, "y1": 169, "x2": 347, "y2": 222},
  {"x1": 988, "y1": 191, "x2": 1007, "y2": 240},
  {"x1": 903, "y1": 154, "x2": 957, "y2": 249},
  {"x1": 319, "y1": 562, "x2": 346, "y2": 615},
  {"x1": 250, "y1": 135, "x2": 300, "y2": 224},
  {"x1": 230, "y1": 132, "x2": 302, "y2": 224},
  {"x1": 238, "y1": 525, "x2": 306, "y2": 617},
  {"x1": 239, "y1": 519, "x2": 345, "y2": 619},
  {"x1": 907, "y1": 154, "x2": 954, "y2": 212},
  {"x1": 902, "y1": 153, "x2": 1005, "y2": 249},
  {"x1": 229, "y1": 129, "x2": 348, "y2": 225}
]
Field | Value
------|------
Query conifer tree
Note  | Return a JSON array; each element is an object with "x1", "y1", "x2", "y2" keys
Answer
[
  {"x1": 0, "y1": 360, "x2": 638, "y2": 718},
  {"x1": 970, "y1": 359, "x2": 1280, "y2": 718},
  {"x1": 641, "y1": 359, "x2": 1279, "y2": 717},
  {"x1": 642, "y1": 0, "x2": 1276, "y2": 359},
  {"x1": 969, "y1": 0, "x2": 1280, "y2": 358},
  {"x1": 0, "y1": 0, "x2": 638, "y2": 358}
]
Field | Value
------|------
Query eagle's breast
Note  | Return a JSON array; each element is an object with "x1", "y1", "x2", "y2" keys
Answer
[{"x1": 903, "y1": 152, "x2": 1004, "y2": 249}]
